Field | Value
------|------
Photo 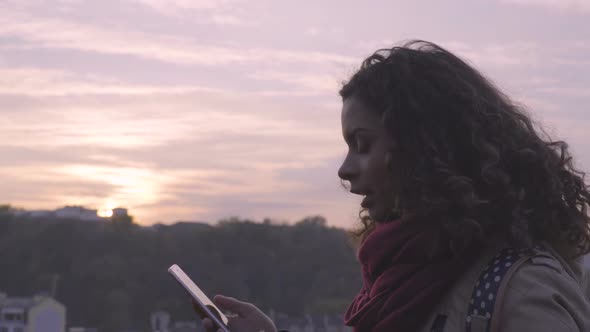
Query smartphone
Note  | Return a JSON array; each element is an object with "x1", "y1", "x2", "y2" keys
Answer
[{"x1": 168, "y1": 264, "x2": 230, "y2": 332}]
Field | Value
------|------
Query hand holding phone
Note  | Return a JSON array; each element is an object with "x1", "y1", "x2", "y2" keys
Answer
[
  {"x1": 168, "y1": 264, "x2": 230, "y2": 332},
  {"x1": 198, "y1": 295, "x2": 278, "y2": 332},
  {"x1": 168, "y1": 264, "x2": 278, "y2": 332}
]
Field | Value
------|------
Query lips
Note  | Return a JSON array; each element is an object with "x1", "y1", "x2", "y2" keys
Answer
[{"x1": 350, "y1": 188, "x2": 373, "y2": 209}]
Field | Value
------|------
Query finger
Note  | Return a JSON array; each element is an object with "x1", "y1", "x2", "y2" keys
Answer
[
  {"x1": 205, "y1": 304, "x2": 223, "y2": 322},
  {"x1": 192, "y1": 299, "x2": 207, "y2": 319},
  {"x1": 202, "y1": 318, "x2": 215, "y2": 332},
  {"x1": 213, "y1": 295, "x2": 256, "y2": 317}
]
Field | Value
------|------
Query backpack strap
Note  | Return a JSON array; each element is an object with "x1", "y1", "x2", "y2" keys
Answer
[{"x1": 465, "y1": 247, "x2": 534, "y2": 332}]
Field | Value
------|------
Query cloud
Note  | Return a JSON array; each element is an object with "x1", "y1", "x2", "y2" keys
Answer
[
  {"x1": 0, "y1": 83, "x2": 346, "y2": 225},
  {"x1": 501, "y1": 0, "x2": 590, "y2": 12},
  {"x1": 0, "y1": 155, "x2": 333, "y2": 225},
  {"x1": 304, "y1": 27, "x2": 321, "y2": 36},
  {"x1": 0, "y1": 66, "x2": 347, "y2": 101},
  {"x1": 132, "y1": 0, "x2": 229, "y2": 12},
  {"x1": 441, "y1": 41, "x2": 545, "y2": 67},
  {"x1": 132, "y1": 0, "x2": 257, "y2": 26},
  {"x1": 1, "y1": 89, "x2": 260, "y2": 149},
  {"x1": 0, "y1": 68, "x2": 223, "y2": 96},
  {"x1": 210, "y1": 14, "x2": 249, "y2": 26},
  {"x1": 3, "y1": 1, "x2": 586, "y2": 228},
  {"x1": 0, "y1": 167, "x2": 118, "y2": 208},
  {"x1": 0, "y1": 104, "x2": 196, "y2": 149},
  {"x1": 0, "y1": 88, "x2": 345, "y2": 219},
  {"x1": 249, "y1": 70, "x2": 343, "y2": 93},
  {"x1": 356, "y1": 40, "x2": 590, "y2": 69},
  {"x1": 0, "y1": 103, "x2": 332, "y2": 150},
  {"x1": 536, "y1": 86, "x2": 590, "y2": 98},
  {"x1": 0, "y1": 145, "x2": 141, "y2": 169},
  {"x1": 0, "y1": 11, "x2": 354, "y2": 67},
  {"x1": 0, "y1": 64, "x2": 344, "y2": 151},
  {"x1": 453, "y1": 41, "x2": 590, "y2": 68},
  {"x1": 0, "y1": 162, "x2": 177, "y2": 222},
  {"x1": 135, "y1": 157, "x2": 355, "y2": 225}
]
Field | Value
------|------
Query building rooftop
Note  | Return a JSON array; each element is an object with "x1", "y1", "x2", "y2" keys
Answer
[
  {"x1": 0, "y1": 293, "x2": 55, "y2": 310},
  {"x1": 0, "y1": 297, "x2": 34, "y2": 310}
]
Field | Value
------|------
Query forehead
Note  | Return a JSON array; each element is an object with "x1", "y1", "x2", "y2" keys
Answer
[{"x1": 341, "y1": 97, "x2": 381, "y2": 133}]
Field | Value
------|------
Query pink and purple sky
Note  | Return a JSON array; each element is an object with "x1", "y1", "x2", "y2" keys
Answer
[{"x1": 1, "y1": 0, "x2": 589, "y2": 226}]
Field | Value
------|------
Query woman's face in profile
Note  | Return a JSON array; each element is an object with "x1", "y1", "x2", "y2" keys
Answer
[{"x1": 338, "y1": 97, "x2": 399, "y2": 222}]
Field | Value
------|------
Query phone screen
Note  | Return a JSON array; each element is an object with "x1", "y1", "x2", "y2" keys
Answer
[{"x1": 168, "y1": 264, "x2": 230, "y2": 332}]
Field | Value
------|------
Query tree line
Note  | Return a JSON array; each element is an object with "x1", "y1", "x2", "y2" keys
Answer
[{"x1": 0, "y1": 208, "x2": 361, "y2": 331}]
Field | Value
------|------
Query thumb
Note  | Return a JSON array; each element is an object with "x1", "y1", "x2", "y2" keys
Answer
[{"x1": 213, "y1": 295, "x2": 256, "y2": 317}]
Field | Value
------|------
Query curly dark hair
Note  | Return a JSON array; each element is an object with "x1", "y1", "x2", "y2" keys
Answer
[{"x1": 340, "y1": 40, "x2": 590, "y2": 258}]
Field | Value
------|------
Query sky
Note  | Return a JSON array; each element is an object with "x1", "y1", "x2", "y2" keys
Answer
[{"x1": 0, "y1": 0, "x2": 589, "y2": 227}]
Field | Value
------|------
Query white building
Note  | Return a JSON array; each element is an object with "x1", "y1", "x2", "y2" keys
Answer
[
  {"x1": 10, "y1": 206, "x2": 109, "y2": 222},
  {"x1": 54, "y1": 206, "x2": 103, "y2": 222},
  {"x1": 112, "y1": 208, "x2": 128, "y2": 218},
  {"x1": 151, "y1": 311, "x2": 171, "y2": 332},
  {"x1": 0, "y1": 293, "x2": 66, "y2": 332}
]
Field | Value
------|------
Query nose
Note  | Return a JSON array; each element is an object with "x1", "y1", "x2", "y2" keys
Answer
[{"x1": 338, "y1": 153, "x2": 357, "y2": 181}]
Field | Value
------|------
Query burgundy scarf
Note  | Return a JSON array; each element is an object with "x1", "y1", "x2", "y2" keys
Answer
[{"x1": 344, "y1": 217, "x2": 480, "y2": 332}]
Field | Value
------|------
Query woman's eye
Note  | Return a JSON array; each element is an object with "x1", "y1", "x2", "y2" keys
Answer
[{"x1": 356, "y1": 138, "x2": 370, "y2": 153}]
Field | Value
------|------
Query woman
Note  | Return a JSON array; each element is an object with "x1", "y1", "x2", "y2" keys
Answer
[{"x1": 197, "y1": 40, "x2": 590, "y2": 332}]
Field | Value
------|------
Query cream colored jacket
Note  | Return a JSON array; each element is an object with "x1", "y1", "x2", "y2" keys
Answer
[{"x1": 417, "y1": 242, "x2": 590, "y2": 332}]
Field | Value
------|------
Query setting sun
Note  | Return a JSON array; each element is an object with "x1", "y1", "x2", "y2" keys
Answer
[{"x1": 98, "y1": 208, "x2": 113, "y2": 218}]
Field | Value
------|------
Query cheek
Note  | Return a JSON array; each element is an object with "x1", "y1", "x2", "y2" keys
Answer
[
  {"x1": 368, "y1": 151, "x2": 399, "y2": 198},
  {"x1": 366, "y1": 151, "x2": 390, "y2": 180},
  {"x1": 356, "y1": 154, "x2": 371, "y2": 176}
]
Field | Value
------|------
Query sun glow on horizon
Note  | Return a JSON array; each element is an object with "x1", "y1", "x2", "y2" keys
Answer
[
  {"x1": 97, "y1": 208, "x2": 114, "y2": 218},
  {"x1": 97, "y1": 199, "x2": 119, "y2": 218}
]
